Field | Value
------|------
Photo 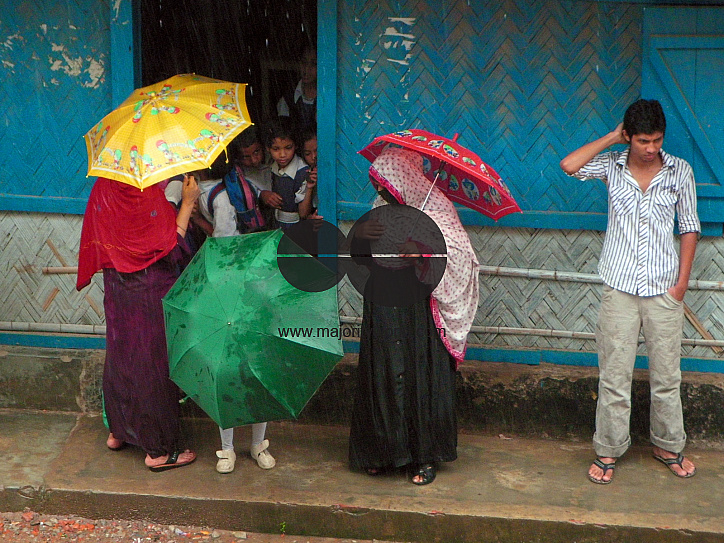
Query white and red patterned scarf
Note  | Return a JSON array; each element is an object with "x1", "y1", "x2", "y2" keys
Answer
[{"x1": 369, "y1": 147, "x2": 479, "y2": 365}]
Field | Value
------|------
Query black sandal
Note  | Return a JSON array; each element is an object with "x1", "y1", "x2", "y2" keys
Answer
[
  {"x1": 410, "y1": 463, "x2": 436, "y2": 485},
  {"x1": 147, "y1": 450, "x2": 197, "y2": 472},
  {"x1": 653, "y1": 452, "x2": 696, "y2": 478},
  {"x1": 588, "y1": 458, "x2": 616, "y2": 484}
]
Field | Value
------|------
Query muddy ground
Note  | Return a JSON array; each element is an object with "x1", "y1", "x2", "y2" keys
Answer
[{"x1": 0, "y1": 509, "x2": 407, "y2": 542}]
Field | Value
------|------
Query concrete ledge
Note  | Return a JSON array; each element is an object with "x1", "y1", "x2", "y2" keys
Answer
[
  {"x1": 2, "y1": 346, "x2": 724, "y2": 445},
  {"x1": 4, "y1": 490, "x2": 721, "y2": 543},
  {"x1": 0, "y1": 346, "x2": 103, "y2": 412},
  {"x1": 2, "y1": 413, "x2": 724, "y2": 543},
  {"x1": 302, "y1": 354, "x2": 724, "y2": 445}
]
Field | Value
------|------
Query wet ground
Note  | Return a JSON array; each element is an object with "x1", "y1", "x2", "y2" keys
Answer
[
  {"x1": 0, "y1": 509, "x2": 404, "y2": 542},
  {"x1": 2, "y1": 409, "x2": 724, "y2": 542}
]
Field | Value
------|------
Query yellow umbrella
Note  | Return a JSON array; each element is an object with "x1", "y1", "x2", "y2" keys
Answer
[{"x1": 84, "y1": 74, "x2": 252, "y2": 190}]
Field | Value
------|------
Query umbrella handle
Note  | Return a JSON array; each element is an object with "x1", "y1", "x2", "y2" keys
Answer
[
  {"x1": 419, "y1": 130, "x2": 456, "y2": 210},
  {"x1": 409, "y1": 133, "x2": 456, "y2": 233},
  {"x1": 419, "y1": 162, "x2": 446, "y2": 212},
  {"x1": 405, "y1": 164, "x2": 445, "y2": 241}
]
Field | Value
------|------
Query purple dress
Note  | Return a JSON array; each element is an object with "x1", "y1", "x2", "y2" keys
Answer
[{"x1": 102, "y1": 241, "x2": 189, "y2": 458}]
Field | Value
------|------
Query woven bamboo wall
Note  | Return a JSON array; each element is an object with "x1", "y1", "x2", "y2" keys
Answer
[
  {"x1": 3, "y1": 212, "x2": 724, "y2": 363},
  {"x1": 338, "y1": 220, "x2": 724, "y2": 362},
  {"x1": 0, "y1": 212, "x2": 104, "y2": 328}
]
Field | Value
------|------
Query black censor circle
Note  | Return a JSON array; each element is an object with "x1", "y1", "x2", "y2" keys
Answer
[{"x1": 277, "y1": 205, "x2": 447, "y2": 307}]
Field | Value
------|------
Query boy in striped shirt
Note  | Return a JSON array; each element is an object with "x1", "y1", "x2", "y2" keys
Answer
[{"x1": 560, "y1": 99, "x2": 699, "y2": 484}]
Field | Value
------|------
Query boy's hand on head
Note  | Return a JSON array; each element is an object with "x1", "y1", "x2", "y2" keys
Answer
[
  {"x1": 260, "y1": 190, "x2": 283, "y2": 209},
  {"x1": 612, "y1": 122, "x2": 627, "y2": 144}
]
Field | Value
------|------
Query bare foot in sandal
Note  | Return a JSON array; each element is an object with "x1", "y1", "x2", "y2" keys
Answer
[
  {"x1": 145, "y1": 450, "x2": 196, "y2": 472},
  {"x1": 588, "y1": 457, "x2": 616, "y2": 484},
  {"x1": 652, "y1": 446, "x2": 696, "y2": 478},
  {"x1": 410, "y1": 463, "x2": 436, "y2": 485}
]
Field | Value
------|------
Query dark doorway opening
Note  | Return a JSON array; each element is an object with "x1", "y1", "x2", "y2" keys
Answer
[{"x1": 140, "y1": 0, "x2": 316, "y2": 125}]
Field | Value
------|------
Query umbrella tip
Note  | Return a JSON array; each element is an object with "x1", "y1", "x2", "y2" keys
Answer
[{"x1": 453, "y1": 133, "x2": 459, "y2": 142}]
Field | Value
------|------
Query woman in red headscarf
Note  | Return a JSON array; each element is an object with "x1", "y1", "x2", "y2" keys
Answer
[{"x1": 77, "y1": 174, "x2": 200, "y2": 471}]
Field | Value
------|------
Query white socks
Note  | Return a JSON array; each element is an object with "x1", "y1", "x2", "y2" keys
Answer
[{"x1": 218, "y1": 422, "x2": 268, "y2": 451}]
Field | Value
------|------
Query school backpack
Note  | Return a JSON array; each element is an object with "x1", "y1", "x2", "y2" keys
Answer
[{"x1": 207, "y1": 165, "x2": 266, "y2": 234}]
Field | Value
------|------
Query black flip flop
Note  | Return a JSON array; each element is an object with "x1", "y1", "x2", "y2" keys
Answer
[
  {"x1": 148, "y1": 450, "x2": 197, "y2": 472},
  {"x1": 589, "y1": 458, "x2": 616, "y2": 484},
  {"x1": 653, "y1": 452, "x2": 696, "y2": 478}
]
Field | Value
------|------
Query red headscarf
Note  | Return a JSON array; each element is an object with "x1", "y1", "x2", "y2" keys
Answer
[{"x1": 76, "y1": 177, "x2": 178, "y2": 290}]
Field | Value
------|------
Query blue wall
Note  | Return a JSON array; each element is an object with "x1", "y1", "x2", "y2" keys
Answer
[
  {"x1": 0, "y1": 0, "x2": 136, "y2": 215},
  {"x1": 327, "y1": 0, "x2": 644, "y2": 231}
]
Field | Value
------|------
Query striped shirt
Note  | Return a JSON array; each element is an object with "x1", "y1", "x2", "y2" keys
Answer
[{"x1": 573, "y1": 149, "x2": 700, "y2": 297}]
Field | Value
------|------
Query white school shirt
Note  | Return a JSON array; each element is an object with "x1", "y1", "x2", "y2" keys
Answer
[
  {"x1": 243, "y1": 163, "x2": 272, "y2": 193},
  {"x1": 276, "y1": 80, "x2": 314, "y2": 117},
  {"x1": 165, "y1": 178, "x2": 239, "y2": 238},
  {"x1": 572, "y1": 148, "x2": 700, "y2": 297},
  {"x1": 270, "y1": 154, "x2": 309, "y2": 203},
  {"x1": 197, "y1": 179, "x2": 239, "y2": 238}
]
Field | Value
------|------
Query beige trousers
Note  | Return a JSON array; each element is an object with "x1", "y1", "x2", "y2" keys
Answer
[{"x1": 593, "y1": 285, "x2": 686, "y2": 458}]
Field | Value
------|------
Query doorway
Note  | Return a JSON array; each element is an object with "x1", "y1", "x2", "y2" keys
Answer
[{"x1": 140, "y1": 0, "x2": 317, "y2": 125}]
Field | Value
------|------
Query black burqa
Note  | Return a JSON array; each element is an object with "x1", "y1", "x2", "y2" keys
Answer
[{"x1": 348, "y1": 238, "x2": 457, "y2": 472}]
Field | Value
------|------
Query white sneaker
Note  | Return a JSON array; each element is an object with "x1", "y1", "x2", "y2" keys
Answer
[
  {"x1": 250, "y1": 439, "x2": 276, "y2": 469},
  {"x1": 215, "y1": 449, "x2": 236, "y2": 473}
]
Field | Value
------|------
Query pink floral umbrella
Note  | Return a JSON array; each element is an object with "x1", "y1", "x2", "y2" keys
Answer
[{"x1": 359, "y1": 129, "x2": 521, "y2": 220}]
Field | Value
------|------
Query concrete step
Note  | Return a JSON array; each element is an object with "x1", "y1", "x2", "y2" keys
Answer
[
  {"x1": 1, "y1": 409, "x2": 724, "y2": 542},
  {"x1": 2, "y1": 345, "x2": 724, "y2": 445}
]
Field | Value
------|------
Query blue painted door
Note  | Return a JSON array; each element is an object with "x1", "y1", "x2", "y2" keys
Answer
[
  {"x1": 0, "y1": 0, "x2": 135, "y2": 215},
  {"x1": 643, "y1": 7, "x2": 724, "y2": 226}
]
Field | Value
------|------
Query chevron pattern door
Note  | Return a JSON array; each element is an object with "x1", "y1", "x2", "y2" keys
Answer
[
  {"x1": 335, "y1": 0, "x2": 643, "y2": 228},
  {"x1": 0, "y1": 0, "x2": 111, "y2": 214},
  {"x1": 643, "y1": 6, "x2": 724, "y2": 225}
]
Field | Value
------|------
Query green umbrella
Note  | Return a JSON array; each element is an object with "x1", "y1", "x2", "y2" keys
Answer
[{"x1": 162, "y1": 229, "x2": 343, "y2": 429}]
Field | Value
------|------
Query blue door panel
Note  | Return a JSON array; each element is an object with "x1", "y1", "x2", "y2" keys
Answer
[{"x1": 643, "y1": 8, "x2": 724, "y2": 221}]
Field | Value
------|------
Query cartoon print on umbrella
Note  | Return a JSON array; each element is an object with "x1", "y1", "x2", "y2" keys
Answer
[
  {"x1": 85, "y1": 73, "x2": 252, "y2": 190},
  {"x1": 359, "y1": 128, "x2": 521, "y2": 220}
]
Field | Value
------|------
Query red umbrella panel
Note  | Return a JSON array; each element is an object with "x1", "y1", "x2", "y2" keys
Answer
[{"x1": 359, "y1": 129, "x2": 521, "y2": 221}]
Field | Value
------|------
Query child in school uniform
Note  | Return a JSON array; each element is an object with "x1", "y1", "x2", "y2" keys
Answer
[
  {"x1": 297, "y1": 125, "x2": 321, "y2": 220},
  {"x1": 261, "y1": 118, "x2": 309, "y2": 231},
  {"x1": 171, "y1": 149, "x2": 277, "y2": 475}
]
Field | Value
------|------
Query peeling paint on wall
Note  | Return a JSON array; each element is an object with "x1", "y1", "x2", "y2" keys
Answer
[
  {"x1": 50, "y1": 43, "x2": 83, "y2": 77},
  {"x1": 1, "y1": 33, "x2": 26, "y2": 74},
  {"x1": 112, "y1": 0, "x2": 124, "y2": 20},
  {"x1": 85, "y1": 58, "x2": 105, "y2": 88},
  {"x1": 381, "y1": 17, "x2": 416, "y2": 66},
  {"x1": 3, "y1": 33, "x2": 25, "y2": 50},
  {"x1": 48, "y1": 41, "x2": 106, "y2": 89},
  {"x1": 1, "y1": 21, "x2": 106, "y2": 88},
  {"x1": 360, "y1": 58, "x2": 375, "y2": 74},
  {"x1": 0, "y1": 0, "x2": 112, "y2": 208}
]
